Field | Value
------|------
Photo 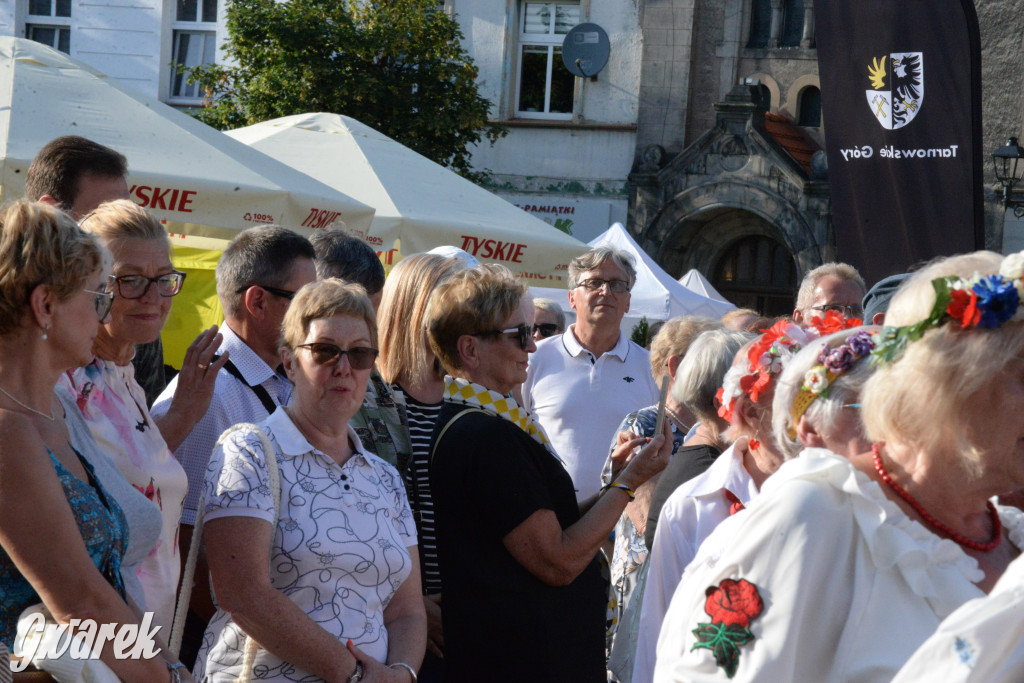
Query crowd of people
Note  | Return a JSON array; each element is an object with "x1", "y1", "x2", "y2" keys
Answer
[{"x1": 4, "y1": 133, "x2": 1024, "y2": 683}]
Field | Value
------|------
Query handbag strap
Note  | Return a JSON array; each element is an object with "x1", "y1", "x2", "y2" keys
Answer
[
  {"x1": 169, "y1": 422, "x2": 281, "y2": 676},
  {"x1": 429, "y1": 407, "x2": 483, "y2": 466}
]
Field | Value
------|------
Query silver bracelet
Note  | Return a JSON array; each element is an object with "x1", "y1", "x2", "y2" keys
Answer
[
  {"x1": 388, "y1": 662, "x2": 417, "y2": 682},
  {"x1": 346, "y1": 660, "x2": 364, "y2": 683}
]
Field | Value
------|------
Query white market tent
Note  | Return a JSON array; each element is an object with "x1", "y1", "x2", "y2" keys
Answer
[
  {"x1": 0, "y1": 38, "x2": 377, "y2": 364},
  {"x1": 0, "y1": 38, "x2": 375, "y2": 243},
  {"x1": 678, "y1": 268, "x2": 732, "y2": 305},
  {"x1": 225, "y1": 113, "x2": 588, "y2": 287},
  {"x1": 532, "y1": 223, "x2": 735, "y2": 330}
]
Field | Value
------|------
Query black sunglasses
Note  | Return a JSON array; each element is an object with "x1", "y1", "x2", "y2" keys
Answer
[
  {"x1": 236, "y1": 284, "x2": 297, "y2": 301},
  {"x1": 534, "y1": 323, "x2": 560, "y2": 339},
  {"x1": 295, "y1": 342, "x2": 379, "y2": 370},
  {"x1": 473, "y1": 323, "x2": 534, "y2": 350}
]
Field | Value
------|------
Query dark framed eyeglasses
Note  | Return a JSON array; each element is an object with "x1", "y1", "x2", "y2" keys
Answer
[
  {"x1": 473, "y1": 323, "x2": 534, "y2": 350},
  {"x1": 811, "y1": 303, "x2": 863, "y2": 318},
  {"x1": 83, "y1": 288, "x2": 115, "y2": 321},
  {"x1": 235, "y1": 284, "x2": 297, "y2": 301},
  {"x1": 575, "y1": 277, "x2": 630, "y2": 294},
  {"x1": 295, "y1": 342, "x2": 379, "y2": 370},
  {"x1": 534, "y1": 323, "x2": 561, "y2": 339},
  {"x1": 108, "y1": 271, "x2": 186, "y2": 299}
]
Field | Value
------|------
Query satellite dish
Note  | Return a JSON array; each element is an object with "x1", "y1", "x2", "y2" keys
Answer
[{"x1": 562, "y1": 23, "x2": 610, "y2": 78}]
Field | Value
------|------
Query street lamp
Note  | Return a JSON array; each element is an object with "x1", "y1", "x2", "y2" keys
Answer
[{"x1": 992, "y1": 137, "x2": 1024, "y2": 218}]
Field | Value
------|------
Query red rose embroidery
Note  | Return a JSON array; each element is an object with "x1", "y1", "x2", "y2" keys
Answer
[
  {"x1": 703, "y1": 578, "x2": 763, "y2": 628},
  {"x1": 692, "y1": 579, "x2": 765, "y2": 678}
]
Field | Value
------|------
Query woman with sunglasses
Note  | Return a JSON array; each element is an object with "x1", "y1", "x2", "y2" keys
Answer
[
  {"x1": 424, "y1": 265, "x2": 671, "y2": 683},
  {"x1": 59, "y1": 199, "x2": 223, "y2": 635},
  {"x1": 0, "y1": 200, "x2": 189, "y2": 681},
  {"x1": 531, "y1": 297, "x2": 566, "y2": 342},
  {"x1": 197, "y1": 279, "x2": 425, "y2": 682}
]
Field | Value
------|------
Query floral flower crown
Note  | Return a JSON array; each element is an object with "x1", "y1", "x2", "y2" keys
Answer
[
  {"x1": 871, "y1": 252, "x2": 1024, "y2": 366},
  {"x1": 787, "y1": 329, "x2": 877, "y2": 438},
  {"x1": 716, "y1": 312, "x2": 862, "y2": 424}
]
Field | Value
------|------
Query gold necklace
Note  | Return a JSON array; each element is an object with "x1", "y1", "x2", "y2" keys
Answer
[{"x1": 0, "y1": 383, "x2": 55, "y2": 421}]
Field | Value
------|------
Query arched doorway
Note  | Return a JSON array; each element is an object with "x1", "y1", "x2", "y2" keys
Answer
[{"x1": 713, "y1": 235, "x2": 798, "y2": 316}]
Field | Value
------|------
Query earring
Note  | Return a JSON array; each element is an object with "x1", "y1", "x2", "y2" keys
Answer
[
  {"x1": 749, "y1": 432, "x2": 761, "y2": 450},
  {"x1": 41, "y1": 325, "x2": 48, "y2": 341}
]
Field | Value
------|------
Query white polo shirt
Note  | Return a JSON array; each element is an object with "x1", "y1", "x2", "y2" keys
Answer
[{"x1": 522, "y1": 325, "x2": 658, "y2": 501}]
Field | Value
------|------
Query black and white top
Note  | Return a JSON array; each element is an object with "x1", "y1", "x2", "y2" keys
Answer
[
  {"x1": 394, "y1": 386, "x2": 445, "y2": 594},
  {"x1": 196, "y1": 408, "x2": 416, "y2": 682}
]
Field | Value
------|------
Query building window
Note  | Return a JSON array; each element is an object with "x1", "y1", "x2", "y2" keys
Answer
[
  {"x1": 780, "y1": 0, "x2": 803, "y2": 47},
  {"x1": 747, "y1": 0, "x2": 770, "y2": 48},
  {"x1": 516, "y1": 2, "x2": 580, "y2": 119},
  {"x1": 797, "y1": 86, "x2": 821, "y2": 127},
  {"x1": 26, "y1": 0, "x2": 71, "y2": 54},
  {"x1": 170, "y1": 0, "x2": 218, "y2": 102}
]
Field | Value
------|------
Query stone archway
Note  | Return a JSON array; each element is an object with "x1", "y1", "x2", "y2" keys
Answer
[
  {"x1": 655, "y1": 205, "x2": 799, "y2": 315},
  {"x1": 639, "y1": 180, "x2": 823, "y2": 277}
]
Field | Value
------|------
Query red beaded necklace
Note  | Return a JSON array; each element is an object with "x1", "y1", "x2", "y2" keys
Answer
[{"x1": 871, "y1": 443, "x2": 1002, "y2": 553}]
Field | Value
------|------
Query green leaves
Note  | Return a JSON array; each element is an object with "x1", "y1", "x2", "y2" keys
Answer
[
  {"x1": 691, "y1": 622, "x2": 755, "y2": 678},
  {"x1": 186, "y1": 0, "x2": 506, "y2": 181}
]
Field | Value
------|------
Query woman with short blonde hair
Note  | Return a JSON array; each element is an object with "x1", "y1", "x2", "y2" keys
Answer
[
  {"x1": 198, "y1": 279, "x2": 425, "y2": 682},
  {"x1": 62, "y1": 198, "x2": 222, "y2": 634},
  {"x1": 425, "y1": 264, "x2": 669, "y2": 682},
  {"x1": 0, "y1": 200, "x2": 186, "y2": 681}
]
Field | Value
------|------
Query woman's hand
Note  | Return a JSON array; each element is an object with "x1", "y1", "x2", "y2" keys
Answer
[
  {"x1": 424, "y1": 592, "x2": 443, "y2": 658},
  {"x1": 608, "y1": 431, "x2": 648, "y2": 479},
  {"x1": 617, "y1": 418, "x2": 673, "y2": 489},
  {"x1": 346, "y1": 640, "x2": 415, "y2": 682},
  {"x1": 155, "y1": 325, "x2": 228, "y2": 451}
]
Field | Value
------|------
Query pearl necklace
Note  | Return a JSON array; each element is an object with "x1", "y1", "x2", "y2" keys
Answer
[
  {"x1": 872, "y1": 442, "x2": 1001, "y2": 553},
  {"x1": 0, "y1": 383, "x2": 55, "y2": 421}
]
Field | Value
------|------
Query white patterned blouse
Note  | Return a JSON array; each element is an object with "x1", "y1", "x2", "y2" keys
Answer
[{"x1": 195, "y1": 408, "x2": 417, "y2": 682}]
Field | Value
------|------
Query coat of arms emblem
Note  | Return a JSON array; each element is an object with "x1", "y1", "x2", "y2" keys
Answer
[{"x1": 865, "y1": 52, "x2": 924, "y2": 130}]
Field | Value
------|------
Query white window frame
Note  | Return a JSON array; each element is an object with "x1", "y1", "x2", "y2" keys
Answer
[
  {"x1": 169, "y1": 0, "x2": 219, "y2": 105},
  {"x1": 25, "y1": 0, "x2": 72, "y2": 54},
  {"x1": 514, "y1": 1, "x2": 580, "y2": 120}
]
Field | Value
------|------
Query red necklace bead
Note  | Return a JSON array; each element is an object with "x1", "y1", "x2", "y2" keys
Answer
[{"x1": 872, "y1": 443, "x2": 1002, "y2": 553}]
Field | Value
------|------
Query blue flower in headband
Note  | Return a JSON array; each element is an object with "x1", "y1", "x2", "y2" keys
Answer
[{"x1": 972, "y1": 275, "x2": 1020, "y2": 328}]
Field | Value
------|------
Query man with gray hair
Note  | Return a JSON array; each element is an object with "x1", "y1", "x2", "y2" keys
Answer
[
  {"x1": 792, "y1": 262, "x2": 867, "y2": 324},
  {"x1": 153, "y1": 226, "x2": 316, "y2": 526},
  {"x1": 522, "y1": 246, "x2": 659, "y2": 501}
]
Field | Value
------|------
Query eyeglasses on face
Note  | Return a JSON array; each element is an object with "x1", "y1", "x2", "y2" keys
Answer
[
  {"x1": 108, "y1": 271, "x2": 186, "y2": 299},
  {"x1": 473, "y1": 323, "x2": 534, "y2": 350},
  {"x1": 533, "y1": 323, "x2": 561, "y2": 339},
  {"x1": 235, "y1": 284, "x2": 297, "y2": 301},
  {"x1": 295, "y1": 342, "x2": 379, "y2": 370},
  {"x1": 811, "y1": 303, "x2": 863, "y2": 318},
  {"x1": 575, "y1": 277, "x2": 630, "y2": 294},
  {"x1": 83, "y1": 288, "x2": 115, "y2": 321}
]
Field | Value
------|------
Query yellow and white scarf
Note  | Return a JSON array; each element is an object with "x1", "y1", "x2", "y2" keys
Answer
[{"x1": 443, "y1": 376, "x2": 562, "y2": 462}]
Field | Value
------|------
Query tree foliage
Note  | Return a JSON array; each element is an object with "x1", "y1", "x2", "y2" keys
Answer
[{"x1": 187, "y1": 0, "x2": 505, "y2": 179}]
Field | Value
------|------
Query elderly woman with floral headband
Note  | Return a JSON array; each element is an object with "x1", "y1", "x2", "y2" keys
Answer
[
  {"x1": 771, "y1": 325, "x2": 878, "y2": 461},
  {"x1": 652, "y1": 251, "x2": 1024, "y2": 683},
  {"x1": 630, "y1": 321, "x2": 820, "y2": 683}
]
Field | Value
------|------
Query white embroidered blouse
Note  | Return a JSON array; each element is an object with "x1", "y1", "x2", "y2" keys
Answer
[{"x1": 653, "y1": 449, "x2": 1024, "y2": 683}]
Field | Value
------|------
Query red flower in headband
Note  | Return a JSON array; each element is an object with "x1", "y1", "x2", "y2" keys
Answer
[{"x1": 946, "y1": 288, "x2": 981, "y2": 328}]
